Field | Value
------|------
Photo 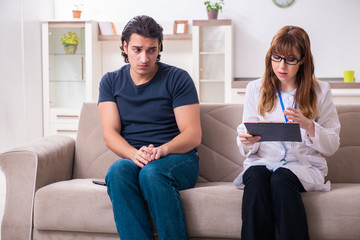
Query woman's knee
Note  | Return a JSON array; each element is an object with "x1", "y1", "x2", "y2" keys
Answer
[
  {"x1": 243, "y1": 165, "x2": 271, "y2": 186},
  {"x1": 270, "y1": 168, "x2": 302, "y2": 192}
]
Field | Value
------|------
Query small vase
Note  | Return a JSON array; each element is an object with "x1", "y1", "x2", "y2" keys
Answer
[
  {"x1": 72, "y1": 10, "x2": 82, "y2": 19},
  {"x1": 207, "y1": 10, "x2": 219, "y2": 20},
  {"x1": 64, "y1": 44, "x2": 77, "y2": 54}
]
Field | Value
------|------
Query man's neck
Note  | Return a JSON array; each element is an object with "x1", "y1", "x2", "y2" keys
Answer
[{"x1": 130, "y1": 64, "x2": 159, "y2": 86}]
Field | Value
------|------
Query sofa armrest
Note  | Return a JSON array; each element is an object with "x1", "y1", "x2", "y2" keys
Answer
[{"x1": 0, "y1": 135, "x2": 75, "y2": 240}]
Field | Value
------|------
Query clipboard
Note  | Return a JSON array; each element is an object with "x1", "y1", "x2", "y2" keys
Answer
[{"x1": 244, "y1": 122, "x2": 302, "y2": 142}]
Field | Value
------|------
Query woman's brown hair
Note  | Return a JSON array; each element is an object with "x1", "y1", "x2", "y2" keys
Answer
[{"x1": 259, "y1": 25, "x2": 320, "y2": 119}]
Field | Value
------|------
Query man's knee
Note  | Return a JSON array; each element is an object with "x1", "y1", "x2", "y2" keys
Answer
[
  {"x1": 139, "y1": 162, "x2": 168, "y2": 187},
  {"x1": 106, "y1": 159, "x2": 138, "y2": 183}
]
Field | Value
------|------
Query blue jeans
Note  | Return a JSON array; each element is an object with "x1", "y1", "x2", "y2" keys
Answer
[{"x1": 105, "y1": 150, "x2": 199, "y2": 240}]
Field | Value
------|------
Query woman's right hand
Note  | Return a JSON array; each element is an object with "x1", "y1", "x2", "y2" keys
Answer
[{"x1": 239, "y1": 131, "x2": 261, "y2": 146}]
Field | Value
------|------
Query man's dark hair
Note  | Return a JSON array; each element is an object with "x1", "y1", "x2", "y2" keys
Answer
[{"x1": 120, "y1": 15, "x2": 164, "y2": 63}]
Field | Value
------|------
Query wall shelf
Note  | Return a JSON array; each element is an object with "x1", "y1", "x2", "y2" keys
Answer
[
  {"x1": 98, "y1": 34, "x2": 192, "y2": 41},
  {"x1": 193, "y1": 19, "x2": 232, "y2": 27},
  {"x1": 200, "y1": 52, "x2": 224, "y2": 55},
  {"x1": 232, "y1": 80, "x2": 360, "y2": 89},
  {"x1": 231, "y1": 79, "x2": 360, "y2": 104},
  {"x1": 200, "y1": 79, "x2": 224, "y2": 83},
  {"x1": 49, "y1": 53, "x2": 85, "y2": 56}
]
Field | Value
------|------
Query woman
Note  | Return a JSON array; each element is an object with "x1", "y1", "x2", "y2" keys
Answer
[{"x1": 233, "y1": 26, "x2": 340, "y2": 240}]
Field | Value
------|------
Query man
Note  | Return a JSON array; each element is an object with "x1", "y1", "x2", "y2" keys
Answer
[{"x1": 98, "y1": 15, "x2": 201, "y2": 240}]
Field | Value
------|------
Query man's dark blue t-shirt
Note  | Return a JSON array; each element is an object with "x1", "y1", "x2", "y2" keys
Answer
[{"x1": 98, "y1": 62, "x2": 199, "y2": 149}]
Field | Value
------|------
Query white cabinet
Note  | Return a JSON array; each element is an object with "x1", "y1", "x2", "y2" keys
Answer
[
  {"x1": 231, "y1": 88, "x2": 246, "y2": 104},
  {"x1": 192, "y1": 20, "x2": 233, "y2": 103},
  {"x1": 41, "y1": 20, "x2": 101, "y2": 137},
  {"x1": 331, "y1": 89, "x2": 360, "y2": 104},
  {"x1": 49, "y1": 108, "x2": 80, "y2": 138}
]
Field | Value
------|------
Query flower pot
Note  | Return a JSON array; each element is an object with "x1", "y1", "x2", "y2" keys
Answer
[
  {"x1": 64, "y1": 44, "x2": 77, "y2": 54},
  {"x1": 72, "y1": 10, "x2": 82, "y2": 19},
  {"x1": 207, "y1": 10, "x2": 219, "y2": 20}
]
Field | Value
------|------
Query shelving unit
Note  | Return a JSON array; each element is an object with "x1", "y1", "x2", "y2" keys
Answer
[
  {"x1": 192, "y1": 19, "x2": 233, "y2": 103},
  {"x1": 41, "y1": 20, "x2": 101, "y2": 137}
]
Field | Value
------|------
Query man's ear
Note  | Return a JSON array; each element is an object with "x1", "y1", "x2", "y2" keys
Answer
[{"x1": 123, "y1": 41, "x2": 128, "y2": 54}]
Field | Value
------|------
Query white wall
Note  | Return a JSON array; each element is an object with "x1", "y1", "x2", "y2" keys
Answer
[
  {"x1": 0, "y1": 0, "x2": 53, "y2": 152},
  {"x1": 53, "y1": 0, "x2": 360, "y2": 81},
  {"x1": 0, "y1": 0, "x2": 53, "y2": 235}
]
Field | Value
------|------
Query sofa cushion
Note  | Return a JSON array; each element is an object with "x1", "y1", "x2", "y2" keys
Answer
[
  {"x1": 181, "y1": 182, "x2": 243, "y2": 238},
  {"x1": 73, "y1": 103, "x2": 360, "y2": 184},
  {"x1": 34, "y1": 179, "x2": 117, "y2": 234},
  {"x1": 33, "y1": 179, "x2": 243, "y2": 238},
  {"x1": 197, "y1": 104, "x2": 245, "y2": 183},
  {"x1": 34, "y1": 179, "x2": 360, "y2": 239},
  {"x1": 73, "y1": 103, "x2": 119, "y2": 179},
  {"x1": 303, "y1": 183, "x2": 360, "y2": 239},
  {"x1": 73, "y1": 103, "x2": 246, "y2": 183},
  {"x1": 326, "y1": 105, "x2": 360, "y2": 183}
]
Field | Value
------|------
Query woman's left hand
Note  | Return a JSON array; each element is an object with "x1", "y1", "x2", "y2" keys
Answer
[{"x1": 284, "y1": 107, "x2": 315, "y2": 137}]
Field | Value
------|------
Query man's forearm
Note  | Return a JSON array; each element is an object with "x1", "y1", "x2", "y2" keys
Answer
[
  {"x1": 103, "y1": 130, "x2": 138, "y2": 161},
  {"x1": 159, "y1": 127, "x2": 201, "y2": 156}
]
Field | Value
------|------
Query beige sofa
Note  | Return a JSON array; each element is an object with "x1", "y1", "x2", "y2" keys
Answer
[{"x1": 1, "y1": 103, "x2": 360, "y2": 240}]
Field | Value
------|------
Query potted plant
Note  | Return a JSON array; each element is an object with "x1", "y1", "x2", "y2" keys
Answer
[
  {"x1": 72, "y1": 0, "x2": 84, "y2": 19},
  {"x1": 60, "y1": 32, "x2": 80, "y2": 54},
  {"x1": 204, "y1": 0, "x2": 224, "y2": 20}
]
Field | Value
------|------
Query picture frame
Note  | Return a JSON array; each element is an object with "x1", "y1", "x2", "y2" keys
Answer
[
  {"x1": 173, "y1": 20, "x2": 188, "y2": 35},
  {"x1": 98, "y1": 22, "x2": 117, "y2": 35}
]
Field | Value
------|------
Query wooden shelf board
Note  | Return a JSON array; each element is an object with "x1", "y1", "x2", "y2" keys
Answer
[
  {"x1": 98, "y1": 34, "x2": 192, "y2": 41},
  {"x1": 200, "y1": 51, "x2": 224, "y2": 55},
  {"x1": 232, "y1": 80, "x2": 360, "y2": 89},
  {"x1": 98, "y1": 35, "x2": 121, "y2": 41},
  {"x1": 327, "y1": 82, "x2": 360, "y2": 88},
  {"x1": 200, "y1": 79, "x2": 224, "y2": 83},
  {"x1": 193, "y1": 19, "x2": 232, "y2": 26},
  {"x1": 45, "y1": 20, "x2": 87, "y2": 28},
  {"x1": 164, "y1": 34, "x2": 192, "y2": 40}
]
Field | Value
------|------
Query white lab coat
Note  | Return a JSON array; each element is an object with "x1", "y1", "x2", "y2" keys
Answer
[{"x1": 233, "y1": 79, "x2": 340, "y2": 191}]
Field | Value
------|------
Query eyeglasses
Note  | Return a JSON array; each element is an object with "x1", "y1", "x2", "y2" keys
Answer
[{"x1": 270, "y1": 54, "x2": 301, "y2": 65}]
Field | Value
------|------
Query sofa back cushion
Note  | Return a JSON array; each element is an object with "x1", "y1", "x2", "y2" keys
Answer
[
  {"x1": 197, "y1": 104, "x2": 245, "y2": 182},
  {"x1": 326, "y1": 105, "x2": 360, "y2": 183},
  {"x1": 73, "y1": 102, "x2": 245, "y2": 181},
  {"x1": 73, "y1": 103, "x2": 119, "y2": 179},
  {"x1": 73, "y1": 102, "x2": 360, "y2": 184}
]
